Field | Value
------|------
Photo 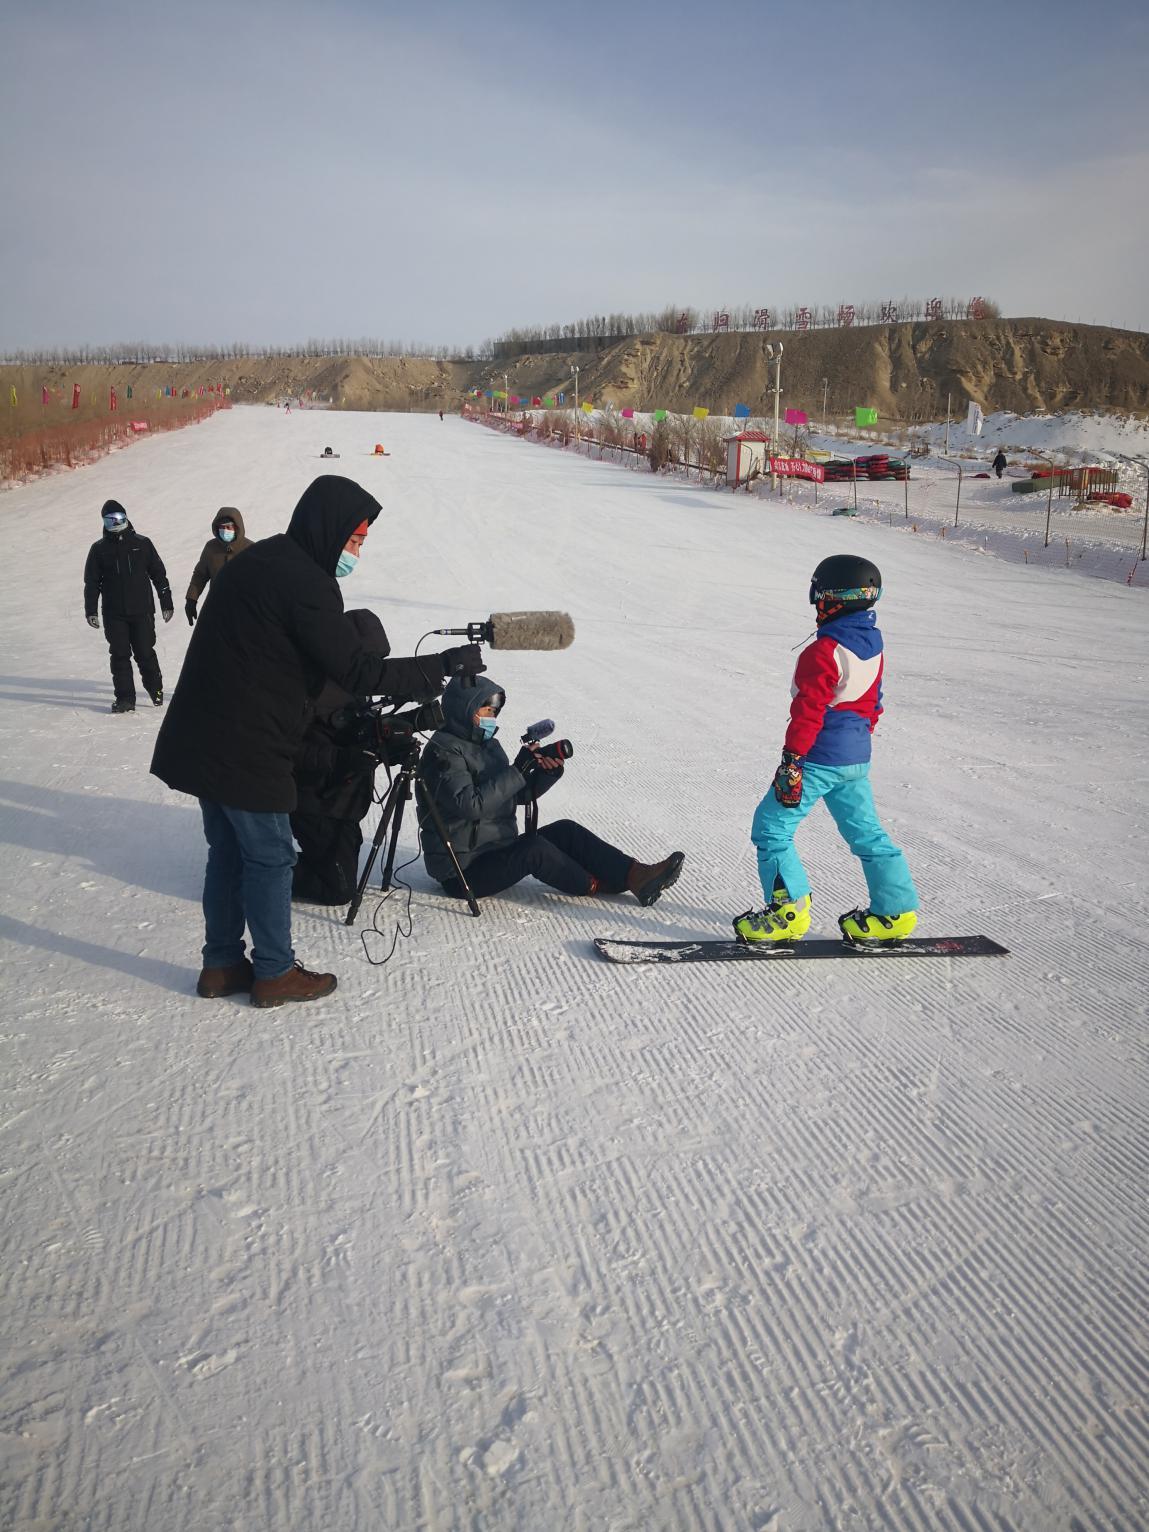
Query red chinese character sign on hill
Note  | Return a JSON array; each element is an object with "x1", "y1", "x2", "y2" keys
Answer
[
  {"x1": 926, "y1": 298, "x2": 943, "y2": 320},
  {"x1": 753, "y1": 308, "x2": 771, "y2": 331},
  {"x1": 881, "y1": 303, "x2": 898, "y2": 323},
  {"x1": 967, "y1": 297, "x2": 988, "y2": 319},
  {"x1": 675, "y1": 312, "x2": 690, "y2": 334},
  {"x1": 796, "y1": 307, "x2": 811, "y2": 331},
  {"x1": 712, "y1": 311, "x2": 729, "y2": 333},
  {"x1": 837, "y1": 304, "x2": 855, "y2": 328}
]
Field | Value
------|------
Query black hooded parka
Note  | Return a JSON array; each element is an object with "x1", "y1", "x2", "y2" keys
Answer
[
  {"x1": 151, "y1": 475, "x2": 446, "y2": 813},
  {"x1": 83, "y1": 504, "x2": 173, "y2": 620}
]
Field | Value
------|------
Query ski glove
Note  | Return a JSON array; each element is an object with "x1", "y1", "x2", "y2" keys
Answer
[
  {"x1": 185, "y1": 600, "x2": 197, "y2": 626},
  {"x1": 86, "y1": 614, "x2": 99, "y2": 629},
  {"x1": 440, "y1": 644, "x2": 486, "y2": 677},
  {"x1": 515, "y1": 743, "x2": 564, "y2": 774},
  {"x1": 773, "y1": 749, "x2": 804, "y2": 808},
  {"x1": 161, "y1": 608, "x2": 174, "y2": 623}
]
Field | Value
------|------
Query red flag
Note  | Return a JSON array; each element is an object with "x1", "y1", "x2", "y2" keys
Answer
[
  {"x1": 71, "y1": 384, "x2": 80, "y2": 409},
  {"x1": 109, "y1": 387, "x2": 118, "y2": 412},
  {"x1": 41, "y1": 386, "x2": 50, "y2": 406}
]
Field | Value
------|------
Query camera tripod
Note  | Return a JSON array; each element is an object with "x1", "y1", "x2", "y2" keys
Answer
[{"x1": 344, "y1": 737, "x2": 480, "y2": 925}]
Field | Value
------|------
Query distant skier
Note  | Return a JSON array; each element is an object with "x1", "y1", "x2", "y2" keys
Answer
[
  {"x1": 185, "y1": 509, "x2": 252, "y2": 625},
  {"x1": 992, "y1": 450, "x2": 1008, "y2": 479},
  {"x1": 733, "y1": 555, "x2": 919, "y2": 946},
  {"x1": 438, "y1": 410, "x2": 444, "y2": 421},
  {"x1": 83, "y1": 500, "x2": 174, "y2": 712}
]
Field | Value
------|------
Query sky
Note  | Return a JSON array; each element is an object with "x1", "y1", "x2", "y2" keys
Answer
[{"x1": 2, "y1": 0, "x2": 1148, "y2": 351}]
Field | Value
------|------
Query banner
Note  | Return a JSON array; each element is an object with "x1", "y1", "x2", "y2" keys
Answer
[
  {"x1": 42, "y1": 386, "x2": 50, "y2": 406},
  {"x1": 581, "y1": 401, "x2": 594, "y2": 413},
  {"x1": 784, "y1": 408, "x2": 808, "y2": 426},
  {"x1": 770, "y1": 457, "x2": 825, "y2": 483},
  {"x1": 72, "y1": 384, "x2": 80, "y2": 409},
  {"x1": 653, "y1": 409, "x2": 667, "y2": 422},
  {"x1": 130, "y1": 421, "x2": 149, "y2": 433},
  {"x1": 543, "y1": 395, "x2": 554, "y2": 407},
  {"x1": 621, "y1": 407, "x2": 634, "y2": 419},
  {"x1": 732, "y1": 403, "x2": 751, "y2": 419},
  {"x1": 557, "y1": 392, "x2": 565, "y2": 405},
  {"x1": 854, "y1": 407, "x2": 878, "y2": 427},
  {"x1": 126, "y1": 384, "x2": 133, "y2": 399},
  {"x1": 966, "y1": 401, "x2": 984, "y2": 436},
  {"x1": 9, "y1": 386, "x2": 16, "y2": 406},
  {"x1": 109, "y1": 387, "x2": 118, "y2": 412},
  {"x1": 692, "y1": 406, "x2": 709, "y2": 420}
]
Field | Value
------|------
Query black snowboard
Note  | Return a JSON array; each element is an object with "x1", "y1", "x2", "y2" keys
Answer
[{"x1": 594, "y1": 935, "x2": 1008, "y2": 965}]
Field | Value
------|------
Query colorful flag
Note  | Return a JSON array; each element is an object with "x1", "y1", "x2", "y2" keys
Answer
[
  {"x1": 653, "y1": 409, "x2": 667, "y2": 422},
  {"x1": 543, "y1": 395, "x2": 554, "y2": 408},
  {"x1": 621, "y1": 407, "x2": 634, "y2": 419},
  {"x1": 557, "y1": 392, "x2": 565, "y2": 405},
  {"x1": 9, "y1": 385, "x2": 16, "y2": 406},
  {"x1": 732, "y1": 403, "x2": 751, "y2": 419},
  {"x1": 109, "y1": 387, "x2": 118, "y2": 412},
  {"x1": 854, "y1": 406, "x2": 878, "y2": 427},
  {"x1": 126, "y1": 384, "x2": 133, "y2": 399},
  {"x1": 785, "y1": 408, "x2": 808, "y2": 426},
  {"x1": 581, "y1": 401, "x2": 593, "y2": 413},
  {"x1": 531, "y1": 396, "x2": 542, "y2": 407},
  {"x1": 692, "y1": 406, "x2": 709, "y2": 420},
  {"x1": 41, "y1": 386, "x2": 50, "y2": 406},
  {"x1": 72, "y1": 384, "x2": 80, "y2": 409}
]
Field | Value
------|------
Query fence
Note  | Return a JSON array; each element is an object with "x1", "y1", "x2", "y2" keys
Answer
[{"x1": 1, "y1": 398, "x2": 229, "y2": 484}]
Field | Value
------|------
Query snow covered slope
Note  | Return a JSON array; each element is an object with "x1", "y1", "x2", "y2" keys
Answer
[{"x1": 1, "y1": 408, "x2": 1146, "y2": 1530}]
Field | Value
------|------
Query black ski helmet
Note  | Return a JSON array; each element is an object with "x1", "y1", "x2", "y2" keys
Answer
[{"x1": 809, "y1": 554, "x2": 882, "y2": 620}]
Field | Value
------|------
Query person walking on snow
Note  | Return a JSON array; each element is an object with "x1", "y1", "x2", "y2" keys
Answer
[
  {"x1": 184, "y1": 508, "x2": 252, "y2": 625},
  {"x1": 733, "y1": 554, "x2": 919, "y2": 946},
  {"x1": 83, "y1": 499, "x2": 174, "y2": 712},
  {"x1": 992, "y1": 450, "x2": 1008, "y2": 480}
]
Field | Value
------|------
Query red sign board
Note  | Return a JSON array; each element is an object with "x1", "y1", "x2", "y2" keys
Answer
[{"x1": 770, "y1": 457, "x2": 825, "y2": 482}]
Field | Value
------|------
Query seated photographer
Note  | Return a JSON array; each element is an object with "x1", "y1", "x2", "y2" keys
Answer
[
  {"x1": 418, "y1": 673, "x2": 684, "y2": 905},
  {"x1": 291, "y1": 609, "x2": 398, "y2": 906}
]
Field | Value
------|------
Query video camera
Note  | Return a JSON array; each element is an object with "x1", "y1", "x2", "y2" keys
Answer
[{"x1": 337, "y1": 697, "x2": 446, "y2": 766}]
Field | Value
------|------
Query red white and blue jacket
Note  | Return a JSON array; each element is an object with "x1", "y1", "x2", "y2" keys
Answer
[{"x1": 785, "y1": 610, "x2": 884, "y2": 766}]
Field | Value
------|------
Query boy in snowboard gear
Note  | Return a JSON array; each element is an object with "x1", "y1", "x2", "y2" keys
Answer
[
  {"x1": 185, "y1": 508, "x2": 252, "y2": 624},
  {"x1": 419, "y1": 674, "x2": 684, "y2": 906},
  {"x1": 151, "y1": 475, "x2": 480, "y2": 1006},
  {"x1": 83, "y1": 500, "x2": 174, "y2": 711},
  {"x1": 734, "y1": 553, "x2": 919, "y2": 946}
]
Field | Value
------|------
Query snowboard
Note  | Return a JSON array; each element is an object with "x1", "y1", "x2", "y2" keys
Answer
[{"x1": 594, "y1": 935, "x2": 1008, "y2": 965}]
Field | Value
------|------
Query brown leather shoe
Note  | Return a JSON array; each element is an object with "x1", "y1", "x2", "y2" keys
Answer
[
  {"x1": 250, "y1": 962, "x2": 338, "y2": 1009},
  {"x1": 626, "y1": 851, "x2": 685, "y2": 907},
  {"x1": 196, "y1": 958, "x2": 254, "y2": 998}
]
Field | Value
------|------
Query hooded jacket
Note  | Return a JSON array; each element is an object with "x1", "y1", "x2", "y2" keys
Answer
[
  {"x1": 784, "y1": 609, "x2": 884, "y2": 767},
  {"x1": 83, "y1": 502, "x2": 173, "y2": 620},
  {"x1": 417, "y1": 674, "x2": 536, "y2": 883},
  {"x1": 151, "y1": 475, "x2": 446, "y2": 813},
  {"x1": 186, "y1": 508, "x2": 253, "y2": 603}
]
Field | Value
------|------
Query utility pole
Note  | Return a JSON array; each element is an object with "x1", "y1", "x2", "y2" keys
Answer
[
  {"x1": 822, "y1": 376, "x2": 829, "y2": 427},
  {"x1": 767, "y1": 343, "x2": 783, "y2": 491},
  {"x1": 571, "y1": 364, "x2": 580, "y2": 444},
  {"x1": 503, "y1": 372, "x2": 509, "y2": 418},
  {"x1": 944, "y1": 391, "x2": 952, "y2": 455}
]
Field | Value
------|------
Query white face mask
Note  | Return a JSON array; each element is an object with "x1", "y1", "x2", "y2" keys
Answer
[
  {"x1": 335, "y1": 549, "x2": 358, "y2": 579},
  {"x1": 218, "y1": 526, "x2": 236, "y2": 543}
]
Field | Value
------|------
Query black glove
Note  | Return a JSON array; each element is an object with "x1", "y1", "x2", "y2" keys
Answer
[
  {"x1": 773, "y1": 749, "x2": 804, "y2": 808},
  {"x1": 161, "y1": 608, "x2": 174, "y2": 623},
  {"x1": 440, "y1": 644, "x2": 486, "y2": 677},
  {"x1": 86, "y1": 614, "x2": 99, "y2": 629},
  {"x1": 516, "y1": 742, "x2": 563, "y2": 774},
  {"x1": 185, "y1": 600, "x2": 197, "y2": 626}
]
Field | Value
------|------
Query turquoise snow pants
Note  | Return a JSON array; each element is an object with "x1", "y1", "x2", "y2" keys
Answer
[{"x1": 751, "y1": 761, "x2": 919, "y2": 915}]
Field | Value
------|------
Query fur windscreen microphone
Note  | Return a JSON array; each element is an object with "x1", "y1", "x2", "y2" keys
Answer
[
  {"x1": 521, "y1": 719, "x2": 555, "y2": 744},
  {"x1": 433, "y1": 613, "x2": 575, "y2": 650}
]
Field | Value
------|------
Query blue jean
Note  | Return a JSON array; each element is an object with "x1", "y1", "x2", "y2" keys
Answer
[
  {"x1": 751, "y1": 761, "x2": 919, "y2": 915},
  {"x1": 199, "y1": 800, "x2": 297, "y2": 980}
]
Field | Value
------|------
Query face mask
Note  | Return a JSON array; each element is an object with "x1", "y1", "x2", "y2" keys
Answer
[
  {"x1": 103, "y1": 514, "x2": 127, "y2": 534},
  {"x1": 335, "y1": 549, "x2": 358, "y2": 580},
  {"x1": 218, "y1": 527, "x2": 236, "y2": 543},
  {"x1": 476, "y1": 717, "x2": 498, "y2": 741}
]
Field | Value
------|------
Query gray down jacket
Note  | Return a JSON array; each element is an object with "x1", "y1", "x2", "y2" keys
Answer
[{"x1": 417, "y1": 674, "x2": 533, "y2": 882}]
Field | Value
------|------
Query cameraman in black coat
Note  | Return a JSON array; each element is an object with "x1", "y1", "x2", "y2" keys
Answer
[
  {"x1": 291, "y1": 609, "x2": 399, "y2": 905},
  {"x1": 150, "y1": 474, "x2": 482, "y2": 1008},
  {"x1": 83, "y1": 500, "x2": 174, "y2": 712},
  {"x1": 418, "y1": 673, "x2": 684, "y2": 905}
]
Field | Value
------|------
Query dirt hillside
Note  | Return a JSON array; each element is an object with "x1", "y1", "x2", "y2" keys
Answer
[{"x1": 3, "y1": 319, "x2": 1147, "y2": 427}]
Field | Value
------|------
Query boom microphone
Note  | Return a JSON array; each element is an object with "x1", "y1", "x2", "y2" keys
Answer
[
  {"x1": 522, "y1": 718, "x2": 555, "y2": 743},
  {"x1": 432, "y1": 611, "x2": 575, "y2": 651}
]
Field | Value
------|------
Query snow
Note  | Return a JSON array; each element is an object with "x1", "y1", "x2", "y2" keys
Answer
[{"x1": 2, "y1": 406, "x2": 1147, "y2": 1531}]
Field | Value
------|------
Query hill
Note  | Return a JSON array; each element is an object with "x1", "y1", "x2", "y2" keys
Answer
[{"x1": 3, "y1": 319, "x2": 1147, "y2": 430}]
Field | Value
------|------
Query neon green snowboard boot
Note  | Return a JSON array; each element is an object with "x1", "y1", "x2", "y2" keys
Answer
[
  {"x1": 733, "y1": 891, "x2": 812, "y2": 945},
  {"x1": 838, "y1": 907, "x2": 918, "y2": 945}
]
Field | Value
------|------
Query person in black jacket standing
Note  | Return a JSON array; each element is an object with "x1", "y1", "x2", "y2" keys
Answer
[
  {"x1": 150, "y1": 474, "x2": 481, "y2": 1009},
  {"x1": 83, "y1": 500, "x2": 174, "y2": 712}
]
